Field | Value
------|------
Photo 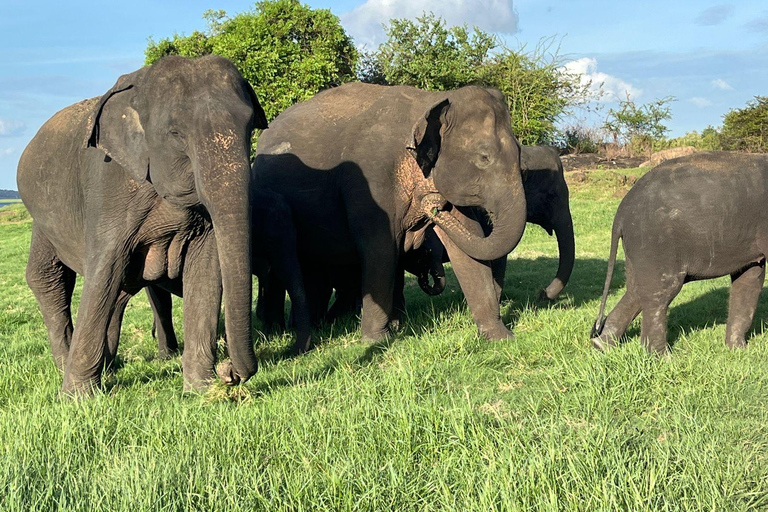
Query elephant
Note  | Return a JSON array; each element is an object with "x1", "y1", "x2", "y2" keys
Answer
[
  {"x1": 145, "y1": 187, "x2": 312, "y2": 356},
  {"x1": 254, "y1": 83, "x2": 528, "y2": 341},
  {"x1": 591, "y1": 151, "x2": 768, "y2": 354},
  {"x1": 315, "y1": 145, "x2": 575, "y2": 322},
  {"x1": 17, "y1": 55, "x2": 268, "y2": 395}
]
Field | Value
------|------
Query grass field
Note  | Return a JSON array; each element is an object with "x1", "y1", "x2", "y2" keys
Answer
[{"x1": 2, "y1": 168, "x2": 768, "y2": 511}]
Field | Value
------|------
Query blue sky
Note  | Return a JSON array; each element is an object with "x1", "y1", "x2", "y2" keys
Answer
[{"x1": 1, "y1": 0, "x2": 767, "y2": 190}]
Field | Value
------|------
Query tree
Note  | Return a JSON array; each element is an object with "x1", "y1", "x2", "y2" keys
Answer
[
  {"x1": 361, "y1": 15, "x2": 594, "y2": 145},
  {"x1": 146, "y1": 0, "x2": 358, "y2": 123},
  {"x1": 719, "y1": 96, "x2": 768, "y2": 152},
  {"x1": 603, "y1": 95, "x2": 674, "y2": 155},
  {"x1": 364, "y1": 13, "x2": 496, "y2": 91},
  {"x1": 478, "y1": 41, "x2": 595, "y2": 145}
]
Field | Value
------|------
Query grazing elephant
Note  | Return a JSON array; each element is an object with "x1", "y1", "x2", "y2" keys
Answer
[
  {"x1": 146, "y1": 188, "x2": 312, "y2": 355},
  {"x1": 318, "y1": 145, "x2": 575, "y2": 321},
  {"x1": 254, "y1": 83, "x2": 527, "y2": 341},
  {"x1": 17, "y1": 55, "x2": 268, "y2": 395},
  {"x1": 591, "y1": 152, "x2": 768, "y2": 354}
]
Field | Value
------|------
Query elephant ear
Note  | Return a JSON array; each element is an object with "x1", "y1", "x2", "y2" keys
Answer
[
  {"x1": 244, "y1": 80, "x2": 269, "y2": 130},
  {"x1": 85, "y1": 69, "x2": 150, "y2": 184},
  {"x1": 407, "y1": 98, "x2": 451, "y2": 177}
]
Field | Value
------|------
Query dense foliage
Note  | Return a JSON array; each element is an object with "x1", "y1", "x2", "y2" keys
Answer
[
  {"x1": 145, "y1": 1, "x2": 358, "y2": 123},
  {"x1": 360, "y1": 15, "x2": 594, "y2": 145},
  {"x1": 719, "y1": 96, "x2": 768, "y2": 152}
]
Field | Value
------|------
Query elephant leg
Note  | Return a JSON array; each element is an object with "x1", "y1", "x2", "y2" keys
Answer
[
  {"x1": 26, "y1": 225, "x2": 76, "y2": 372},
  {"x1": 638, "y1": 271, "x2": 684, "y2": 355},
  {"x1": 62, "y1": 250, "x2": 128, "y2": 396},
  {"x1": 359, "y1": 242, "x2": 397, "y2": 342},
  {"x1": 260, "y1": 269, "x2": 287, "y2": 332},
  {"x1": 391, "y1": 263, "x2": 406, "y2": 332},
  {"x1": 103, "y1": 290, "x2": 133, "y2": 371},
  {"x1": 592, "y1": 260, "x2": 642, "y2": 351},
  {"x1": 725, "y1": 261, "x2": 765, "y2": 349},
  {"x1": 434, "y1": 209, "x2": 512, "y2": 340},
  {"x1": 491, "y1": 257, "x2": 506, "y2": 304},
  {"x1": 147, "y1": 285, "x2": 178, "y2": 358},
  {"x1": 181, "y1": 237, "x2": 223, "y2": 391}
]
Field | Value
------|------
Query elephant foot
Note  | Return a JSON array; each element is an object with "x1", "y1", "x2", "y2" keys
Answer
[
  {"x1": 478, "y1": 322, "x2": 514, "y2": 341},
  {"x1": 726, "y1": 337, "x2": 748, "y2": 349},
  {"x1": 361, "y1": 327, "x2": 391, "y2": 344},
  {"x1": 290, "y1": 333, "x2": 313, "y2": 356},
  {"x1": 215, "y1": 360, "x2": 242, "y2": 387},
  {"x1": 60, "y1": 375, "x2": 101, "y2": 399},
  {"x1": 538, "y1": 288, "x2": 557, "y2": 302},
  {"x1": 591, "y1": 336, "x2": 616, "y2": 352},
  {"x1": 157, "y1": 346, "x2": 180, "y2": 360},
  {"x1": 182, "y1": 364, "x2": 216, "y2": 391}
]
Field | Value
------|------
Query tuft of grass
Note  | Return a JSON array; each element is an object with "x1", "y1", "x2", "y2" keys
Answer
[{"x1": 2, "y1": 167, "x2": 768, "y2": 510}]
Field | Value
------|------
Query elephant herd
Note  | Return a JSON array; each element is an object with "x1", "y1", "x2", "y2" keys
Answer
[{"x1": 17, "y1": 55, "x2": 768, "y2": 397}]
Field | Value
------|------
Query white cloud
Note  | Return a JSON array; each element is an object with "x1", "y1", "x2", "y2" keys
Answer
[
  {"x1": 711, "y1": 78, "x2": 733, "y2": 90},
  {"x1": 562, "y1": 57, "x2": 642, "y2": 102},
  {"x1": 0, "y1": 147, "x2": 15, "y2": 157},
  {"x1": 689, "y1": 97, "x2": 713, "y2": 107},
  {"x1": 0, "y1": 119, "x2": 26, "y2": 138},
  {"x1": 341, "y1": 0, "x2": 519, "y2": 48}
]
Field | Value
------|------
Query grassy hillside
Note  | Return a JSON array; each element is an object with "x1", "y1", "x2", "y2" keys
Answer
[{"x1": 2, "y1": 169, "x2": 768, "y2": 511}]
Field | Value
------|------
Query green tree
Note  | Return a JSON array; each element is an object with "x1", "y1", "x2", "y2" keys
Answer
[
  {"x1": 146, "y1": 0, "x2": 358, "y2": 123},
  {"x1": 362, "y1": 15, "x2": 593, "y2": 145},
  {"x1": 719, "y1": 96, "x2": 768, "y2": 152},
  {"x1": 603, "y1": 95, "x2": 674, "y2": 155},
  {"x1": 366, "y1": 13, "x2": 496, "y2": 91}
]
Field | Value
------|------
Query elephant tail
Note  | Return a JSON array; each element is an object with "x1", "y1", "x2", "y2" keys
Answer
[{"x1": 591, "y1": 218, "x2": 622, "y2": 338}]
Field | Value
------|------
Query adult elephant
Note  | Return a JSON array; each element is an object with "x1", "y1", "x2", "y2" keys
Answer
[
  {"x1": 254, "y1": 83, "x2": 527, "y2": 341},
  {"x1": 17, "y1": 55, "x2": 267, "y2": 395},
  {"x1": 321, "y1": 145, "x2": 575, "y2": 320}
]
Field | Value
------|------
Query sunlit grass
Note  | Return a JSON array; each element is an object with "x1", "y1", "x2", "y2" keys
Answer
[{"x1": 2, "y1": 170, "x2": 768, "y2": 510}]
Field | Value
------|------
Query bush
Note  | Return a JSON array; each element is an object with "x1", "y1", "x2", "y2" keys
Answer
[{"x1": 719, "y1": 96, "x2": 768, "y2": 152}]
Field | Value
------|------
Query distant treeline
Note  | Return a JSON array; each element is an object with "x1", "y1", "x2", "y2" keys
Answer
[{"x1": 0, "y1": 190, "x2": 20, "y2": 200}]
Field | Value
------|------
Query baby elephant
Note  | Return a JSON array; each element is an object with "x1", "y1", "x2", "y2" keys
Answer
[{"x1": 592, "y1": 152, "x2": 768, "y2": 354}]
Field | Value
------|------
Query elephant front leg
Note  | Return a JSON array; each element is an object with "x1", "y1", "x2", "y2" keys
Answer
[
  {"x1": 726, "y1": 262, "x2": 765, "y2": 349},
  {"x1": 434, "y1": 213, "x2": 512, "y2": 340},
  {"x1": 62, "y1": 258, "x2": 128, "y2": 396},
  {"x1": 360, "y1": 242, "x2": 398, "y2": 342},
  {"x1": 181, "y1": 237, "x2": 223, "y2": 391}
]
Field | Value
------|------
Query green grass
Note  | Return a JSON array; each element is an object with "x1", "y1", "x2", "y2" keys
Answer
[{"x1": 2, "y1": 171, "x2": 768, "y2": 511}]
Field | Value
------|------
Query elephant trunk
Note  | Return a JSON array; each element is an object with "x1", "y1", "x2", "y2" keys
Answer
[
  {"x1": 427, "y1": 175, "x2": 527, "y2": 262},
  {"x1": 196, "y1": 132, "x2": 257, "y2": 385},
  {"x1": 418, "y1": 264, "x2": 446, "y2": 296},
  {"x1": 541, "y1": 207, "x2": 575, "y2": 300}
]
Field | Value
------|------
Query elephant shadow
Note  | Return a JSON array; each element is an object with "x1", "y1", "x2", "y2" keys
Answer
[{"x1": 399, "y1": 256, "x2": 624, "y2": 331}]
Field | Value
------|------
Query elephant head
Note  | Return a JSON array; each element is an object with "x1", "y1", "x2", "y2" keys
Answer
[
  {"x1": 86, "y1": 55, "x2": 268, "y2": 383},
  {"x1": 520, "y1": 146, "x2": 575, "y2": 300},
  {"x1": 411, "y1": 87, "x2": 527, "y2": 262}
]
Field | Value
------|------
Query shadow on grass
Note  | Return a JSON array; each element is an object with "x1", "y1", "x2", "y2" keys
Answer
[
  {"x1": 603, "y1": 280, "x2": 768, "y2": 350},
  {"x1": 109, "y1": 256, "x2": 629, "y2": 393}
]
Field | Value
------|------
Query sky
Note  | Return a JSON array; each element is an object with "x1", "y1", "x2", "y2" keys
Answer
[{"x1": 1, "y1": 0, "x2": 767, "y2": 190}]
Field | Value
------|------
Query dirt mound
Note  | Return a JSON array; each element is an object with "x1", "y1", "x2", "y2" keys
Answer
[
  {"x1": 640, "y1": 146, "x2": 698, "y2": 167},
  {"x1": 560, "y1": 153, "x2": 647, "y2": 172}
]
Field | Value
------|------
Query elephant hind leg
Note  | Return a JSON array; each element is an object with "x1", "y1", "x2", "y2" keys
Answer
[
  {"x1": 104, "y1": 290, "x2": 134, "y2": 371},
  {"x1": 26, "y1": 225, "x2": 76, "y2": 371},
  {"x1": 637, "y1": 271, "x2": 685, "y2": 355},
  {"x1": 725, "y1": 261, "x2": 765, "y2": 349}
]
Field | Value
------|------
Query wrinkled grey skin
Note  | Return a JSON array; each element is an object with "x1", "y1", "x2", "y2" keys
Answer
[
  {"x1": 592, "y1": 152, "x2": 768, "y2": 354},
  {"x1": 322, "y1": 145, "x2": 575, "y2": 320},
  {"x1": 146, "y1": 188, "x2": 312, "y2": 355},
  {"x1": 17, "y1": 55, "x2": 267, "y2": 395},
  {"x1": 255, "y1": 83, "x2": 527, "y2": 341}
]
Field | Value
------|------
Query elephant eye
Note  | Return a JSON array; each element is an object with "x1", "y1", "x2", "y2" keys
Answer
[{"x1": 477, "y1": 152, "x2": 493, "y2": 168}]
